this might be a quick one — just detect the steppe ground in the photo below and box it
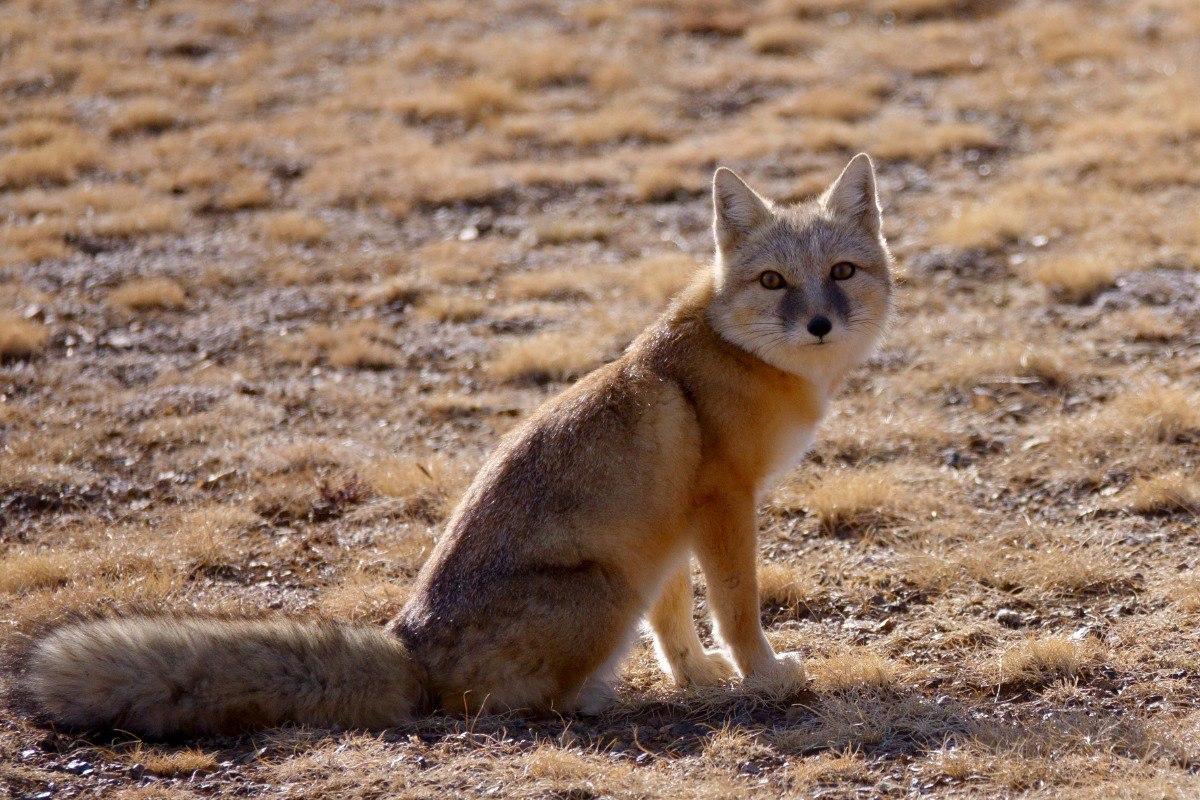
[1,0,1199,797]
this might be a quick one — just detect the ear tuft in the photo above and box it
[712,167,773,255]
[820,153,881,235]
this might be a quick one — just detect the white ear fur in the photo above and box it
[820,153,881,235]
[712,167,773,255]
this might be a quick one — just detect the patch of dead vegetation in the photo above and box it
[993,635,1104,688]
[1,0,1197,796]
[0,313,50,360]
[107,277,187,311]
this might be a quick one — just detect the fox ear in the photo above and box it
[821,153,881,236]
[712,167,773,255]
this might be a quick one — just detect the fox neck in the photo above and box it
[639,276,841,496]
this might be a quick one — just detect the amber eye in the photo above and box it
[758,270,786,290]
[830,262,856,281]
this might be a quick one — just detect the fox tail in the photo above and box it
[14,616,425,738]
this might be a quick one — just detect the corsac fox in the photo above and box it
[15,154,893,737]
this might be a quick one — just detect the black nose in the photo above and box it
[806,316,832,338]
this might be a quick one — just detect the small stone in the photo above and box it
[64,758,94,775]
[996,609,1023,628]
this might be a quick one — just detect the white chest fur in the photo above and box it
[757,420,817,501]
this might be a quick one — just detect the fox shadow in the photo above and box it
[39,680,1185,783]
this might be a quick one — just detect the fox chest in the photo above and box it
[756,420,817,500]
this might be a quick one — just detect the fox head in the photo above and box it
[706,154,893,385]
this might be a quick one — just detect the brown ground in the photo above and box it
[2,0,1199,797]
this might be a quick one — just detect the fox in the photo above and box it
[13,154,893,738]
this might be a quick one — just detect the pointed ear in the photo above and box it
[820,153,881,236]
[712,167,773,255]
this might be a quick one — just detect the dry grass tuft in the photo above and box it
[362,455,466,520]
[131,747,218,777]
[868,117,996,161]
[109,98,188,137]
[744,21,820,55]
[701,726,773,770]
[523,745,604,781]
[875,0,1003,21]
[791,466,914,533]
[398,77,521,124]
[935,202,1025,250]
[487,330,606,384]
[553,102,671,146]
[1093,386,1200,445]
[1111,309,1186,343]
[0,136,103,189]
[260,212,329,245]
[533,219,612,246]
[1027,255,1122,303]
[208,172,274,211]
[0,551,77,594]
[930,342,1072,391]
[994,636,1102,687]
[631,163,705,202]
[809,648,908,693]
[777,83,887,122]
[327,338,399,370]
[355,276,424,309]
[107,277,187,311]
[0,313,50,360]
[784,750,868,791]
[1121,472,1200,516]
[319,579,411,623]
[415,293,487,323]
[759,562,821,612]
[618,253,698,303]
[1164,575,1200,614]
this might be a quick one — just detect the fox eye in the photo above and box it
[830,262,856,281]
[758,270,786,290]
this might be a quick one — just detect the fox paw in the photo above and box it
[744,651,807,697]
[676,649,738,687]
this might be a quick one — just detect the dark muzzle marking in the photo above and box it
[777,287,807,330]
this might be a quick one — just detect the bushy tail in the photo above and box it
[16,617,425,738]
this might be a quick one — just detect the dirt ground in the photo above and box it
[2,0,1199,797]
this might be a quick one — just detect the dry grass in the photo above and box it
[788,465,916,533]
[928,342,1073,391]
[0,135,102,189]
[1121,472,1200,515]
[776,82,889,122]
[631,163,706,202]
[128,747,218,777]
[259,212,329,245]
[758,562,821,612]
[415,293,487,323]
[2,0,1198,797]
[108,98,188,137]
[107,277,187,311]
[0,551,77,594]
[0,313,49,360]
[487,329,607,384]
[1027,255,1122,304]
[362,455,466,520]
[808,647,909,692]
[994,636,1102,687]
[1087,386,1200,445]
[551,102,671,146]
[744,20,821,55]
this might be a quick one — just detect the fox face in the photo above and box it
[706,154,893,383]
